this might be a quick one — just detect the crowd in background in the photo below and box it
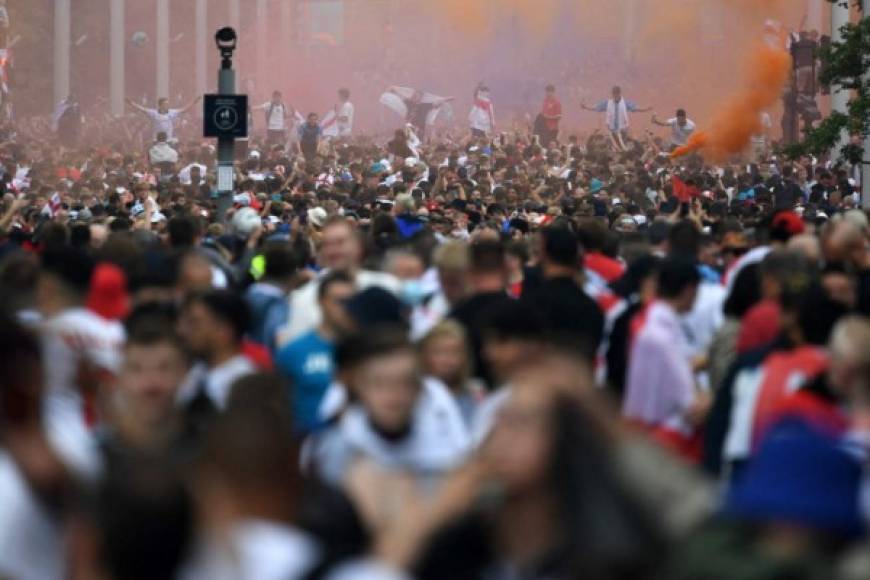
[1,80,870,580]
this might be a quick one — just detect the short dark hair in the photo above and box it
[576,218,607,252]
[676,109,686,117]
[481,300,547,343]
[469,239,505,274]
[545,84,556,92]
[185,290,250,343]
[339,88,350,99]
[541,225,579,269]
[667,220,701,259]
[318,269,353,300]
[657,257,700,299]
[41,246,94,295]
[110,217,132,232]
[262,243,297,281]
[125,306,185,355]
[168,215,201,248]
[335,325,413,373]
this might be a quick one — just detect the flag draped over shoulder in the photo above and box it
[320,109,339,138]
[469,89,495,134]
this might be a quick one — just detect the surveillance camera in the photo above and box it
[215,27,237,60]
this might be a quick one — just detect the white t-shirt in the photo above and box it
[0,452,64,580]
[667,118,696,146]
[260,102,287,131]
[176,354,256,410]
[337,101,354,136]
[181,519,409,580]
[146,108,182,140]
[178,162,208,185]
[752,112,773,146]
[149,142,179,165]
[40,307,124,478]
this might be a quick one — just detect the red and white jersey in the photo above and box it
[469,90,495,134]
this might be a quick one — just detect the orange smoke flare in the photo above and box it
[671,41,792,162]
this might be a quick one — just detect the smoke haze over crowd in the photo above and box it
[13,0,824,136]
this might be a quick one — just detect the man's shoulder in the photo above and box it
[452,292,511,316]
[357,270,401,292]
[278,329,321,357]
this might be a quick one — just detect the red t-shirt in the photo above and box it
[750,346,829,448]
[542,96,562,131]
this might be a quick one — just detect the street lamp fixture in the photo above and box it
[214,26,237,68]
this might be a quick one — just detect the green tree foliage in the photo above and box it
[785,1,867,164]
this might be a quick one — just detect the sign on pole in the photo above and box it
[203,94,248,139]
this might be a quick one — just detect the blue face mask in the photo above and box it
[400,279,427,306]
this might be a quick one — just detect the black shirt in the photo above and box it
[406,101,435,132]
[450,291,514,389]
[521,275,604,361]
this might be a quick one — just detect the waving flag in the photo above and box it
[41,192,62,217]
[672,176,700,203]
[380,86,453,127]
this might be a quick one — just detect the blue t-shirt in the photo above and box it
[275,330,335,433]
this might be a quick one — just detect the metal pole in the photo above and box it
[54,0,71,107]
[156,0,171,100]
[216,55,236,223]
[196,0,208,98]
[109,0,125,117]
[831,0,850,158]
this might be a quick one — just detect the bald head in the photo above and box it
[824,221,866,267]
[787,234,821,264]
[828,316,870,398]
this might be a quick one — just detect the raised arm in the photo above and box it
[126,98,150,114]
[651,114,670,127]
[178,95,203,114]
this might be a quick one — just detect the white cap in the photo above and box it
[307,207,328,228]
[231,207,261,236]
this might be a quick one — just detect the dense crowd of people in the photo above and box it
[1,78,870,580]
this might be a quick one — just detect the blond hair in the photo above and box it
[433,240,469,272]
[418,320,472,384]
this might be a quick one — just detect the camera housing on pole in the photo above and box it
[204,26,247,223]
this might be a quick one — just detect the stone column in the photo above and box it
[109,0,125,116]
[54,0,71,106]
[156,0,171,99]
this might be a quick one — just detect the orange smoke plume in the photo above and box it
[671,41,792,161]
